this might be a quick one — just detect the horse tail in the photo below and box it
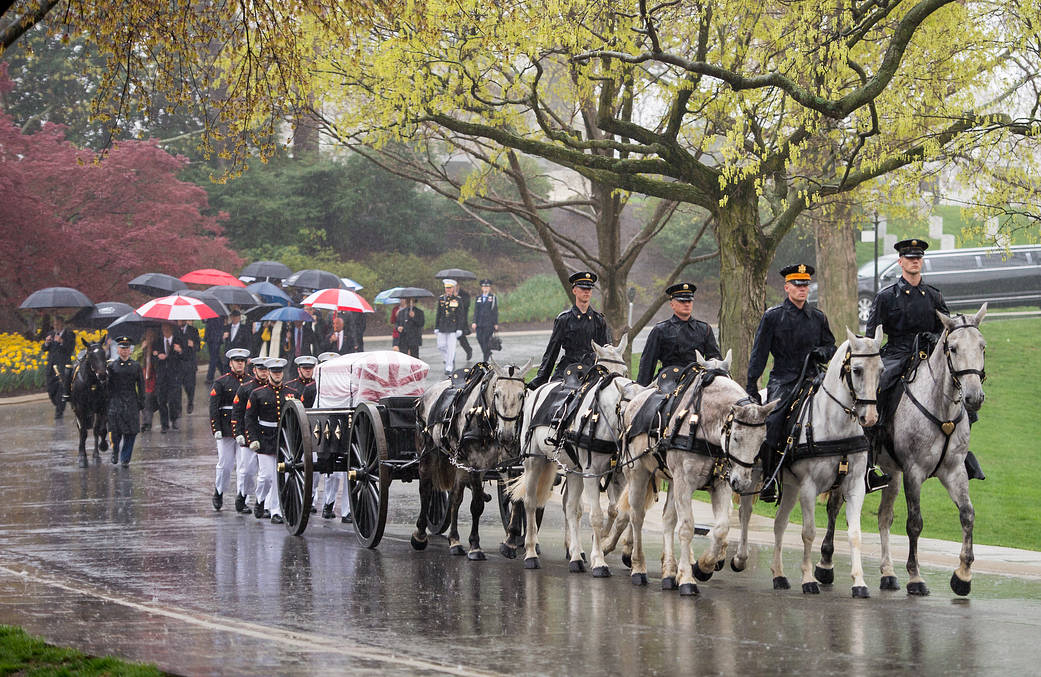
[507,467,555,508]
[432,453,456,492]
[506,472,527,502]
[645,473,658,511]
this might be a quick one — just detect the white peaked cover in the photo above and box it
[314,351,430,408]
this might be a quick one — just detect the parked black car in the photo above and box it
[808,245,1041,323]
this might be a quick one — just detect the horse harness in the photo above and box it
[897,322,985,478]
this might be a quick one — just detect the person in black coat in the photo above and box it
[344,311,366,352]
[325,315,352,355]
[456,284,473,361]
[221,309,252,363]
[152,322,187,432]
[529,271,612,389]
[42,315,75,419]
[204,315,224,385]
[394,300,425,358]
[178,320,201,414]
[471,279,499,363]
[637,282,721,386]
[107,336,145,466]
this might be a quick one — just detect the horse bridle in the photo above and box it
[720,398,768,470]
[487,373,526,423]
[942,324,986,388]
[820,347,880,420]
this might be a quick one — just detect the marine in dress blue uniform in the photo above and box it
[636,282,721,386]
[245,358,292,524]
[210,348,250,511]
[230,356,267,513]
[529,271,612,389]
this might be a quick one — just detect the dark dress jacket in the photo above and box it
[282,324,318,358]
[746,298,836,398]
[107,357,145,434]
[245,383,292,456]
[153,333,187,384]
[866,276,949,360]
[223,322,253,353]
[434,294,466,333]
[231,377,265,440]
[44,328,76,366]
[636,315,721,386]
[285,376,317,408]
[396,307,425,350]
[473,293,498,329]
[530,305,612,388]
[210,370,247,436]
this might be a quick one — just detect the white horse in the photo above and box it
[765,328,884,598]
[615,351,776,595]
[413,359,531,560]
[503,334,637,576]
[874,305,987,596]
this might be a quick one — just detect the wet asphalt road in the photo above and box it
[2,345,1041,675]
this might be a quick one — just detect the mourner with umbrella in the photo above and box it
[391,288,433,358]
[20,286,94,419]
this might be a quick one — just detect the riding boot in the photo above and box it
[964,451,985,480]
[758,443,778,503]
[863,427,892,493]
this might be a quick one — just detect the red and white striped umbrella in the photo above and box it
[301,288,374,313]
[136,295,218,321]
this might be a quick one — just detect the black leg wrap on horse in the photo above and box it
[814,565,835,585]
[950,572,972,596]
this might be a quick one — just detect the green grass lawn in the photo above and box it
[0,625,164,676]
[633,316,1041,551]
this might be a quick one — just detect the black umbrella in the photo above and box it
[106,311,157,342]
[396,287,435,299]
[434,268,477,281]
[128,272,188,297]
[176,290,229,317]
[241,260,293,280]
[284,269,346,290]
[205,285,260,307]
[244,303,283,323]
[82,301,136,328]
[19,286,93,311]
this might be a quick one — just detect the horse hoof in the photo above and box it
[631,572,648,586]
[678,583,700,597]
[449,544,466,556]
[467,550,487,562]
[907,581,930,596]
[569,560,586,574]
[78,455,88,468]
[661,577,677,591]
[410,534,428,551]
[592,566,610,578]
[814,565,835,585]
[692,563,713,582]
[852,586,871,599]
[524,557,540,570]
[714,559,725,572]
[802,582,820,595]
[950,572,972,597]
[622,553,632,569]
[880,575,900,591]
[773,576,790,590]
[730,558,746,573]
[499,543,517,560]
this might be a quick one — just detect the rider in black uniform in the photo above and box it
[866,238,984,480]
[746,264,836,501]
[529,271,612,389]
[637,282,721,386]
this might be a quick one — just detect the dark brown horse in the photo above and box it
[70,338,109,466]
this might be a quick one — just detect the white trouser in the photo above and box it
[215,437,238,494]
[435,330,457,374]
[255,453,282,517]
[236,445,258,499]
[311,473,342,508]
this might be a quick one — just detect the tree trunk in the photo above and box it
[812,203,859,334]
[714,193,772,382]
[292,113,320,158]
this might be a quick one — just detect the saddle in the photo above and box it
[528,364,621,463]
[626,363,703,443]
[528,363,590,429]
[657,368,729,455]
[425,363,491,446]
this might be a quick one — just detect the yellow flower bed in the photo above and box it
[0,329,105,393]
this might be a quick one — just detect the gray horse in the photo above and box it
[767,328,883,598]
[872,305,988,596]
[412,359,531,559]
[504,335,635,576]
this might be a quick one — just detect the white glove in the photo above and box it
[214,431,222,440]
[455,330,462,337]
[236,435,246,446]
[249,441,260,451]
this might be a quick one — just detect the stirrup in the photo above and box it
[964,451,986,481]
[865,467,891,493]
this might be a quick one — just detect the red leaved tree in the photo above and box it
[0,73,241,331]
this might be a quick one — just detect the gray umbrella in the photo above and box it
[205,285,260,307]
[395,287,435,299]
[284,269,346,290]
[434,268,477,280]
[176,290,229,317]
[106,311,156,342]
[82,301,136,328]
[241,260,293,280]
[128,272,187,297]
[19,286,93,311]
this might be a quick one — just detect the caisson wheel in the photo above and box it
[347,403,390,548]
[428,489,451,535]
[277,399,313,536]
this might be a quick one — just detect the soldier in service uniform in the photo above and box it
[106,336,145,466]
[434,279,467,376]
[43,316,75,419]
[866,238,984,480]
[529,271,612,389]
[746,264,836,500]
[244,357,291,524]
[636,282,721,386]
[472,279,499,363]
[285,355,318,408]
[230,356,267,513]
[209,348,250,511]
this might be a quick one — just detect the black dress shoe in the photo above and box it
[141,424,150,433]
[111,451,119,465]
[866,467,891,492]
[322,503,335,519]
[161,426,168,434]
[212,489,223,511]
[171,420,179,430]
[235,493,247,513]
[270,514,284,524]
[310,505,317,514]
[187,403,194,414]
[120,461,130,467]
[341,514,353,524]
[254,501,265,518]
[262,509,271,519]
[965,451,986,480]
